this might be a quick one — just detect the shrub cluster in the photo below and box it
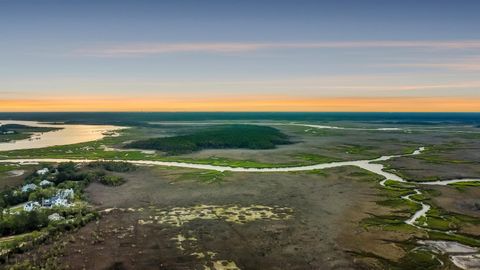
[87,161,136,172]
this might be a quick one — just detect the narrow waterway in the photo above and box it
[1,122,480,268]
[402,189,431,226]
[0,146,478,225]
[1,146,479,268]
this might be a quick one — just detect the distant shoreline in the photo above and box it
[0,112,478,126]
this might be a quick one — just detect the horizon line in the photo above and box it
[0,111,479,113]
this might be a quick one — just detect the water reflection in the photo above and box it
[0,120,124,151]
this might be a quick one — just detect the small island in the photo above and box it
[0,124,60,143]
[125,124,292,154]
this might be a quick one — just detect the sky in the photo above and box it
[1,0,480,112]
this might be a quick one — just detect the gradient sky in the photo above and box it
[1,0,480,112]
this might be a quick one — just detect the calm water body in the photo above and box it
[0,120,124,151]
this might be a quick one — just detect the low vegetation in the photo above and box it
[0,161,135,260]
[360,176,480,268]
[395,249,442,270]
[295,153,339,164]
[177,170,231,184]
[448,181,480,188]
[125,124,292,154]
[87,161,136,172]
[91,172,126,186]
[0,124,59,143]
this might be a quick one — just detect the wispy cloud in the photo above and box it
[76,40,480,56]
[387,57,480,71]
[3,76,480,97]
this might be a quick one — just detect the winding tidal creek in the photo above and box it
[1,121,480,268]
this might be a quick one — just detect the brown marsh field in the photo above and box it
[0,119,479,269]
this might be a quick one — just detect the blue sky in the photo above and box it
[1,0,480,111]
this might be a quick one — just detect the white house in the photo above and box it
[36,168,49,175]
[52,198,69,207]
[21,183,37,193]
[24,201,40,212]
[41,189,74,208]
[39,180,53,187]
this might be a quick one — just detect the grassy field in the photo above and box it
[1,121,479,269]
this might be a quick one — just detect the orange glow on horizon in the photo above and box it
[0,97,479,112]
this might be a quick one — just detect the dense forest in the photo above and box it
[125,124,292,154]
